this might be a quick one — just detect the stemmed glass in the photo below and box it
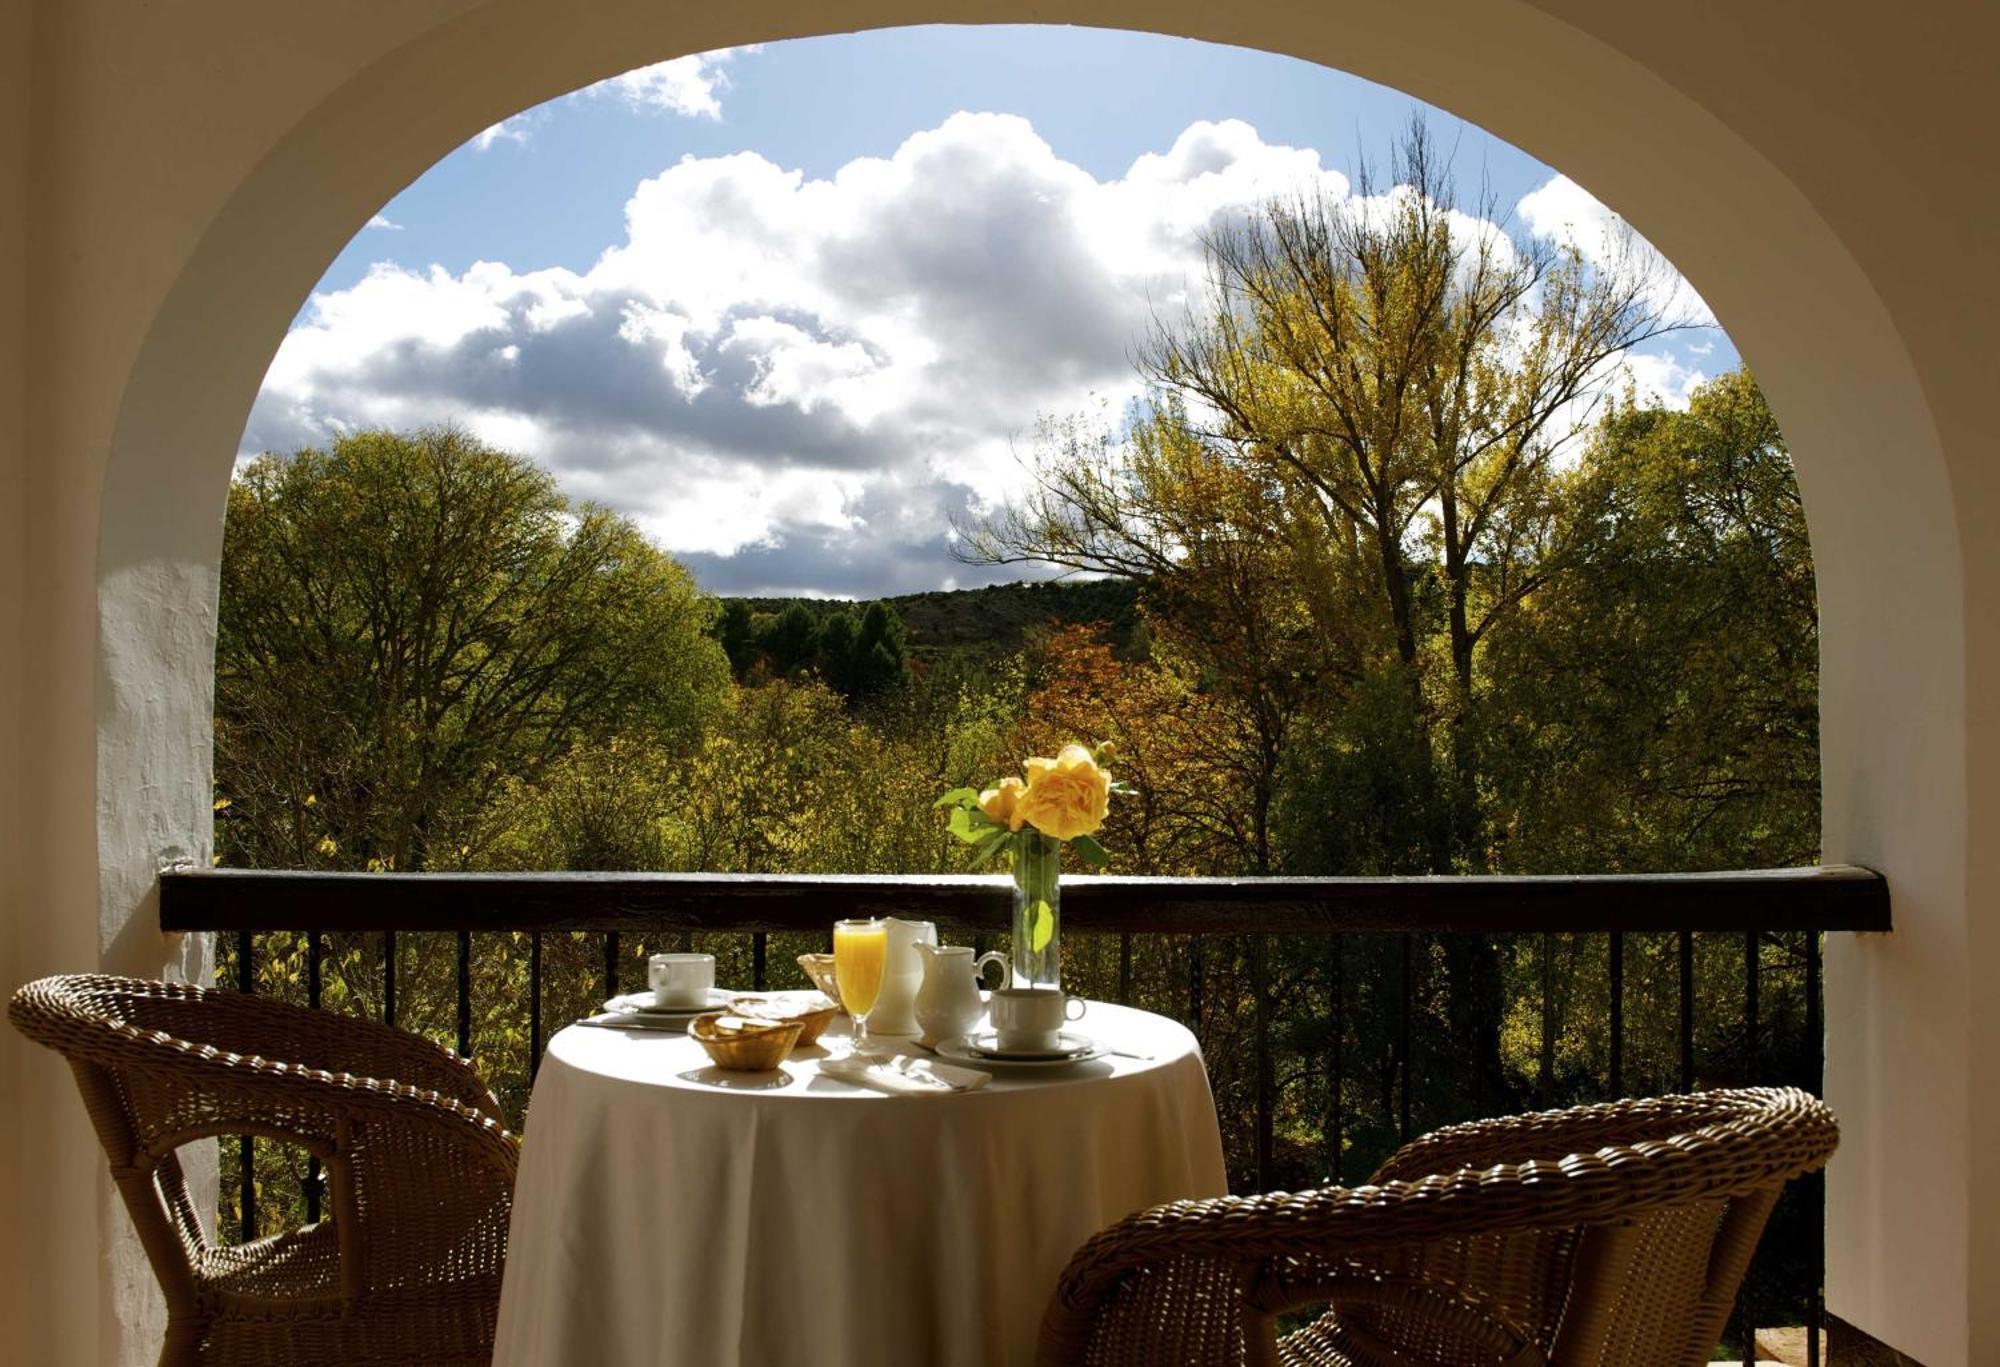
[832,919,888,1053]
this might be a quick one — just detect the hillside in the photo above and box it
[723,578,1144,661]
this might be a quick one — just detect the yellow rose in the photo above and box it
[977,776,1027,831]
[1017,743,1112,841]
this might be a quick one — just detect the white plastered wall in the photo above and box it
[0,1,1991,1363]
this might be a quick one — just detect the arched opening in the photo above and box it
[23,5,1970,1364]
[213,40,1831,1297]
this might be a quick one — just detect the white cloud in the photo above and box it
[1517,173,1716,326]
[464,48,761,151]
[248,117,1721,596]
[365,214,404,231]
[604,48,759,120]
[470,114,535,151]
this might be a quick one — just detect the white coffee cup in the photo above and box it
[988,987,1086,1053]
[648,952,715,1009]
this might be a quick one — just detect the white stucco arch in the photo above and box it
[6,2,1990,1364]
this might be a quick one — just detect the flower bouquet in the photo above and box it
[937,744,1122,989]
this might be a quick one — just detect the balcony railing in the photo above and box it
[159,863,1888,1364]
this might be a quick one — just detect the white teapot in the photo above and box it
[912,942,1009,1047]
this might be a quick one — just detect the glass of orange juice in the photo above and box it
[832,919,889,1051]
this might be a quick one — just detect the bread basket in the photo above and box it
[689,1012,803,1071]
[798,952,843,1002]
[728,991,841,1046]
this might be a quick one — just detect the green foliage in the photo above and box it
[713,597,910,698]
[1480,370,1818,872]
[214,427,730,873]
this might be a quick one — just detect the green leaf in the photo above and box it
[1069,834,1111,866]
[934,787,979,809]
[1031,899,1055,953]
[968,833,1012,868]
[947,806,1000,844]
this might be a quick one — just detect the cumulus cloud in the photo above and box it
[464,48,759,152]
[365,214,404,231]
[248,115,1350,593]
[1517,173,1716,326]
[470,114,536,151]
[249,119,1717,597]
[604,48,759,119]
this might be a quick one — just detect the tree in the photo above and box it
[964,121,1696,1111]
[214,427,730,871]
[1140,120,1692,864]
[851,600,910,696]
[1481,369,1818,872]
[759,602,821,676]
[1017,625,1246,876]
[715,599,757,673]
[963,406,1336,874]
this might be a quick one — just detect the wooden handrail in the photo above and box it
[159,864,1889,936]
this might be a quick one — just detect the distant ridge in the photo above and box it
[723,578,1143,659]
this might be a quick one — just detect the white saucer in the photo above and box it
[936,1035,1109,1070]
[966,1031,1097,1060]
[604,988,734,1018]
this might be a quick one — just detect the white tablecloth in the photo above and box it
[493,1002,1227,1367]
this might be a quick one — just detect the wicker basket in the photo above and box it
[689,1012,803,1071]
[797,953,842,1002]
[728,992,841,1046]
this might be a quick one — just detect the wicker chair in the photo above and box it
[9,974,519,1367]
[1039,1087,1838,1367]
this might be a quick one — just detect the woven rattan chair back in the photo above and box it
[1039,1087,1837,1367]
[10,974,519,1367]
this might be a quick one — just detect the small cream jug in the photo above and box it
[912,942,1009,1047]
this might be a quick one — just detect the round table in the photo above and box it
[492,1001,1227,1367]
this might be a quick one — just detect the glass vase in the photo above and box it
[1010,831,1062,988]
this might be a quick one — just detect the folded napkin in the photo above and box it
[820,1052,990,1095]
[574,1011,686,1032]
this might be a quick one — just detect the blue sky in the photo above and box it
[253,26,1730,599]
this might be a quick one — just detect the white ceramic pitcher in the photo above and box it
[865,917,937,1036]
[912,942,1010,1047]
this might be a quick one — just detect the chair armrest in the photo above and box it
[1368,1090,1798,1184]
[179,987,509,1124]
[131,1036,519,1181]
[287,1008,509,1124]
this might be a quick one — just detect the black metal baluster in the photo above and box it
[603,931,621,1003]
[455,929,472,1059]
[1251,933,1272,1191]
[528,931,543,1081]
[1609,931,1625,1098]
[752,931,767,991]
[1399,934,1414,1143]
[381,929,396,1027]
[1327,935,1344,1183]
[1744,929,1760,1075]
[305,930,322,1224]
[236,929,255,1243]
[1807,931,1823,1367]
[1678,929,1695,1092]
[1117,932,1133,1006]
[1539,932,1555,1109]
[1733,929,1763,1359]
[1187,937,1205,1036]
